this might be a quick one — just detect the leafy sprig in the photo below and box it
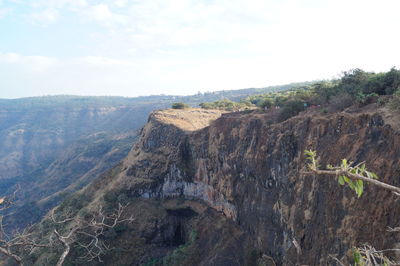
[305,150,378,197]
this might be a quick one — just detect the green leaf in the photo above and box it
[356,180,364,197]
[354,185,360,196]
[366,171,372,179]
[343,176,350,183]
[342,159,348,168]
[304,150,315,158]
[370,172,379,179]
[338,176,345,185]
[357,180,363,189]
[348,180,355,190]
[353,249,361,264]
[350,168,357,174]
[355,185,362,197]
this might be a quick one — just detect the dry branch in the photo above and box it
[51,203,134,266]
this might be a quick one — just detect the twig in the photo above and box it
[306,168,400,195]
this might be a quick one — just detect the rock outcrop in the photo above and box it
[105,107,400,265]
[30,107,400,265]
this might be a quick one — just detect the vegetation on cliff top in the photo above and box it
[171,102,190,109]
[199,99,253,111]
[199,67,400,120]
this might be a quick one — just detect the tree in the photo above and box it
[277,100,306,122]
[338,68,371,98]
[383,67,400,95]
[312,82,337,103]
[50,203,134,266]
[0,190,134,266]
[260,98,273,110]
[0,186,49,265]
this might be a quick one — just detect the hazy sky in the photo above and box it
[1,0,399,98]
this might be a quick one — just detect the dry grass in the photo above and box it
[153,108,224,131]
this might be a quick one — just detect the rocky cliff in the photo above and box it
[29,106,400,265]
[0,87,304,232]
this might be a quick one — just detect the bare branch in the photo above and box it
[89,204,134,228]
[387,226,400,232]
[0,186,49,265]
[328,255,346,266]
[292,238,302,255]
[356,245,399,265]
[52,203,134,265]
[0,185,19,211]
[54,229,73,266]
[0,223,49,265]
[1,186,133,266]
[0,246,22,265]
[50,209,75,224]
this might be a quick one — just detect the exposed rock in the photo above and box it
[106,108,400,265]
[27,107,400,265]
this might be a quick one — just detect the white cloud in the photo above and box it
[84,3,128,25]
[0,7,11,18]
[28,8,59,24]
[78,56,137,66]
[0,53,57,72]
[30,0,87,9]
[114,0,128,8]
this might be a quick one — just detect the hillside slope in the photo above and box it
[0,97,156,229]
[25,105,400,265]
[0,83,303,229]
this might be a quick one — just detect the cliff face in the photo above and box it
[106,107,400,265]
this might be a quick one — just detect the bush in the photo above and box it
[338,68,371,98]
[383,67,400,95]
[260,98,273,109]
[328,93,353,112]
[171,102,189,109]
[356,93,379,106]
[377,96,390,106]
[312,82,337,104]
[389,90,400,112]
[278,100,306,121]
[199,99,251,111]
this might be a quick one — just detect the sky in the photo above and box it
[0,0,400,98]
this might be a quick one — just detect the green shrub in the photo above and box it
[260,98,273,109]
[199,99,251,111]
[278,100,306,121]
[383,67,400,95]
[328,93,353,112]
[356,93,379,106]
[338,68,371,98]
[171,102,189,109]
[377,96,389,106]
[389,90,400,112]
